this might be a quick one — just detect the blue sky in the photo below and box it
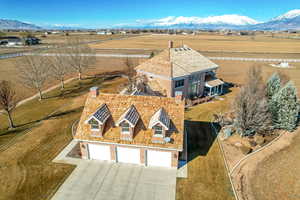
[1,0,299,28]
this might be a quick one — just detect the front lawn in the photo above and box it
[0,76,127,200]
[176,91,237,200]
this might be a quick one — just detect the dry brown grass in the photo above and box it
[0,76,127,200]
[250,130,300,200]
[40,33,123,45]
[90,34,300,53]
[176,89,238,200]
[215,60,300,94]
[0,57,144,101]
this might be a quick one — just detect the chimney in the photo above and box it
[168,40,173,49]
[175,91,183,103]
[90,86,99,98]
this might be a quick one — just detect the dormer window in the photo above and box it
[121,122,130,133]
[85,104,111,137]
[116,105,140,141]
[89,118,100,130]
[149,108,171,143]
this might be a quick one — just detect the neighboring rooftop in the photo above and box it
[136,44,218,78]
[75,93,185,150]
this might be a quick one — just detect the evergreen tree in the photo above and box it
[266,73,281,99]
[273,81,300,131]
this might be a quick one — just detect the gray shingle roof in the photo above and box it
[117,105,140,127]
[170,47,219,77]
[149,108,170,130]
[86,104,110,124]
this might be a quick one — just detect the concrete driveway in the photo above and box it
[51,161,177,200]
[52,141,177,200]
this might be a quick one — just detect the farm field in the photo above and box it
[201,51,300,59]
[0,76,127,200]
[215,60,300,93]
[90,34,300,53]
[39,33,129,46]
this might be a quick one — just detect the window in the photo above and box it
[175,79,184,88]
[153,125,163,136]
[121,122,130,133]
[89,118,99,130]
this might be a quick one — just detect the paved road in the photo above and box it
[0,35,138,60]
[52,141,177,200]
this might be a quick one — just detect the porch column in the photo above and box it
[209,87,212,96]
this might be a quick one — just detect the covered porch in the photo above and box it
[205,79,224,96]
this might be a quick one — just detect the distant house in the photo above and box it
[0,36,23,46]
[135,41,224,99]
[97,31,113,35]
[74,87,186,168]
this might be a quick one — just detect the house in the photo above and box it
[97,31,113,35]
[74,87,186,168]
[135,41,224,99]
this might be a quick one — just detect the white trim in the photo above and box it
[76,139,182,151]
[149,121,169,130]
[116,118,135,128]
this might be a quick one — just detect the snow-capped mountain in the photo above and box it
[145,15,258,26]
[249,9,300,30]
[0,19,41,30]
[131,15,259,29]
[120,9,300,30]
[271,9,300,21]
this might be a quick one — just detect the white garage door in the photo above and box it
[88,144,111,161]
[147,150,172,167]
[116,147,141,164]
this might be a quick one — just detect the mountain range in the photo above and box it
[1,9,300,30]
[122,9,300,30]
[0,19,41,30]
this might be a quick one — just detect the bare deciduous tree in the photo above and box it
[18,55,50,100]
[65,38,96,80]
[124,57,137,93]
[277,70,290,86]
[48,49,72,90]
[233,66,273,136]
[0,80,18,128]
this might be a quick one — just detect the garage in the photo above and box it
[88,144,111,161]
[147,150,172,167]
[116,147,141,164]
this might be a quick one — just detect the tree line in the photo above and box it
[0,38,95,129]
[233,66,300,136]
